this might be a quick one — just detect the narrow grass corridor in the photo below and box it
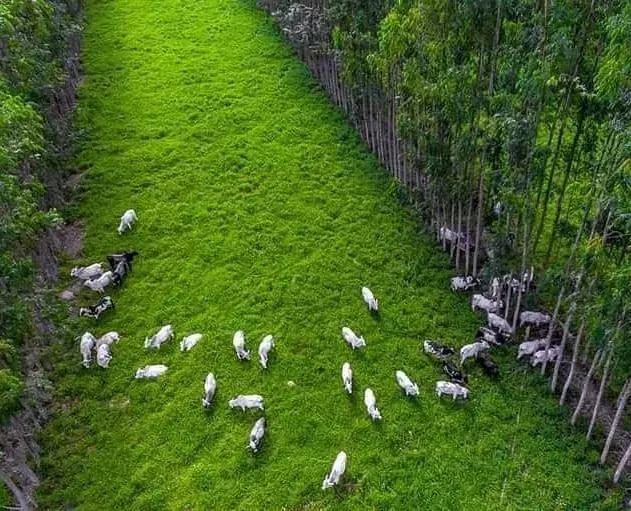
[39,0,606,508]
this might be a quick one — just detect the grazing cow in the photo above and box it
[342,327,366,350]
[517,339,547,359]
[476,351,499,377]
[439,226,460,243]
[135,364,168,379]
[83,271,114,293]
[202,373,216,408]
[117,209,138,235]
[450,276,479,292]
[442,361,468,385]
[361,287,379,312]
[96,343,112,368]
[180,333,203,352]
[519,311,552,328]
[342,362,353,394]
[111,259,129,287]
[364,388,382,420]
[471,294,502,313]
[322,451,347,490]
[395,370,419,396]
[435,381,469,400]
[228,395,264,411]
[531,347,559,367]
[249,417,266,453]
[460,340,490,364]
[71,263,103,281]
[233,330,250,360]
[144,324,174,349]
[107,251,139,271]
[423,340,455,359]
[79,332,97,368]
[490,277,501,300]
[258,335,275,368]
[96,331,120,349]
[487,312,513,335]
[476,326,508,346]
[79,296,114,319]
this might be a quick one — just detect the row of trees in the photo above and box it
[260,0,631,483]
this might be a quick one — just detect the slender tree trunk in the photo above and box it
[541,287,564,375]
[472,168,485,277]
[600,378,631,465]
[551,302,576,392]
[456,200,463,270]
[560,319,585,405]
[571,348,603,425]
[587,347,614,440]
[614,440,631,483]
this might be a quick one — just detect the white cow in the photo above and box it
[531,347,559,367]
[180,333,203,352]
[117,209,138,235]
[233,330,250,360]
[202,373,216,408]
[488,312,513,335]
[364,388,382,421]
[450,276,478,292]
[361,287,378,312]
[79,332,97,368]
[342,362,353,394]
[471,294,502,313]
[396,370,419,396]
[145,325,174,349]
[258,335,275,369]
[322,451,347,490]
[249,417,266,453]
[342,327,366,350]
[517,339,547,359]
[229,395,264,411]
[96,331,120,349]
[519,311,552,327]
[439,226,459,243]
[96,343,112,368]
[135,364,168,379]
[83,271,114,293]
[460,340,490,364]
[70,263,103,280]
[435,381,469,400]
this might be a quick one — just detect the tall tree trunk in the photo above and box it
[472,168,485,277]
[613,439,631,483]
[587,347,614,440]
[551,302,576,392]
[541,287,564,375]
[560,319,585,405]
[600,378,631,465]
[571,348,603,425]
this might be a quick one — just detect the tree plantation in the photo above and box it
[0,0,629,509]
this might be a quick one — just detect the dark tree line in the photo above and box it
[259,0,631,483]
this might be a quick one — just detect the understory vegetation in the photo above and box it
[35,0,622,509]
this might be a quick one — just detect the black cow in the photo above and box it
[107,251,139,272]
[442,361,468,385]
[79,296,114,319]
[476,351,499,378]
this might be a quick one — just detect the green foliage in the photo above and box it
[37,0,615,507]
[0,0,78,429]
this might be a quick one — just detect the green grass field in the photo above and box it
[37,0,613,509]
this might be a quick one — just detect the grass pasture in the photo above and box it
[38,0,610,509]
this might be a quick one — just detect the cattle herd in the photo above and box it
[68,210,561,491]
